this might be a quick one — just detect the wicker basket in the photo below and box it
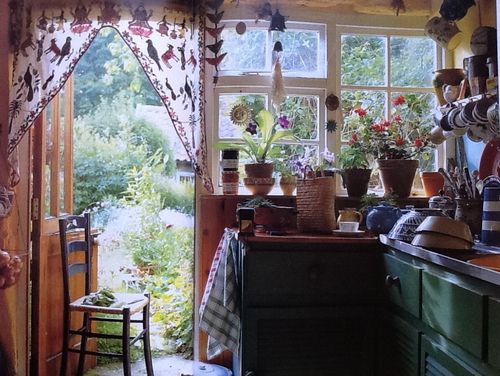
[296,175,336,233]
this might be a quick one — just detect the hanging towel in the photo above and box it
[199,228,241,359]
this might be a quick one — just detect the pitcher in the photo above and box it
[337,208,363,224]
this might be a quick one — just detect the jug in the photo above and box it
[366,202,402,234]
[337,208,363,224]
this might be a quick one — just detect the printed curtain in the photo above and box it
[6,0,213,201]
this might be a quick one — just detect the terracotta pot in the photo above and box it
[340,168,372,197]
[243,177,275,195]
[279,176,297,195]
[221,171,239,195]
[378,159,419,199]
[420,171,445,197]
[244,162,274,178]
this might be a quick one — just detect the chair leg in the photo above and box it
[77,313,90,376]
[142,297,154,376]
[122,308,132,376]
[60,311,70,376]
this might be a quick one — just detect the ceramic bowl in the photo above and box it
[411,232,472,251]
[387,208,446,243]
[415,216,473,243]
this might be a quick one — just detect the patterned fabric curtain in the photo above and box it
[6,0,213,198]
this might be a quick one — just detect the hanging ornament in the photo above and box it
[235,21,246,35]
[439,0,476,21]
[230,104,252,126]
[271,41,285,113]
[269,9,286,32]
[206,39,224,54]
[255,2,272,23]
[206,11,225,25]
[390,0,406,16]
[207,0,225,11]
[206,25,225,38]
[325,120,337,133]
[325,94,340,111]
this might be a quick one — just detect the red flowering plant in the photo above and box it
[344,94,435,162]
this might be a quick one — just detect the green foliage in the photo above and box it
[96,319,142,365]
[153,175,194,215]
[120,156,194,353]
[74,28,161,118]
[338,146,369,169]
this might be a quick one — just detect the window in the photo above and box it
[212,21,328,192]
[338,27,443,183]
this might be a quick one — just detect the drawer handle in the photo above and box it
[385,275,400,287]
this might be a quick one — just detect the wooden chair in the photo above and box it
[59,213,154,376]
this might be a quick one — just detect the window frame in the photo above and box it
[335,25,446,194]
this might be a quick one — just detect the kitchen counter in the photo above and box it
[380,234,500,286]
[238,230,378,245]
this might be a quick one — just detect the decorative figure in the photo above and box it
[55,10,67,31]
[36,35,45,62]
[164,77,177,100]
[146,39,162,70]
[70,4,92,34]
[440,0,476,21]
[161,44,179,68]
[36,10,49,31]
[269,9,286,31]
[156,15,171,36]
[99,1,121,26]
[187,49,197,73]
[206,39,223,55]
[391,0,406,16]
[23,64,33,102]
[19,32,36,57]
[178,41,187,70]
[183,75,195,112]
[235,21,246,35]
[326,120,337,133]
[45,38,61,61]
[205,52,227,68]
[206,25,225,38]
[325,94,340,111]
[207,0,225,10]
[178,18,188,39]
[42,70,55,91]
[57,36,72,65]
[128,3,153,37]
[206,12,224,25]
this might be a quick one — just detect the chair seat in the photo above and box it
[70,293,149,315]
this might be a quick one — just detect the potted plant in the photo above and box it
[337,141,371,198]
[274,155,300,195]
[218,105,297,195]
[344,95,435,198]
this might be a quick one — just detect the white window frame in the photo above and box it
[210,21,328,194]
[335,25,446,194]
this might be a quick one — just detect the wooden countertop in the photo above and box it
[238,230,378,244]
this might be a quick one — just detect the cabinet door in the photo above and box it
[422,271,486,359]
[377,311,420,376]
[488,297,500,369]
[420,336,482,376]
[241,306,376,376]
[382,253,422,318]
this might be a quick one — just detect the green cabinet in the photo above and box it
[382,253,422,318]
[488,297,500,368]
[420,336,482,376]
[422,270,486,359]
[240,245,379,376]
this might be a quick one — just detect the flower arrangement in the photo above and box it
[219,105,297,164]
[344,94,434,161]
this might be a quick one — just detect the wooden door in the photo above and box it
[30,77,83,376]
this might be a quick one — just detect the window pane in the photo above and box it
[391,37,436,88]
[220,28,267,71]
[272,30,319,73]
[281,95,319,140]
[218,94,266,138]
[341,35,386,86]
[340,90,386,142]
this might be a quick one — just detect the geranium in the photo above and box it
[344,94,435,161]
[219,107,297,163]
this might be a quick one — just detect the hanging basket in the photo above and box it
[296,168,336,233]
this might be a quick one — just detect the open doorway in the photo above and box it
[71,28,195,371]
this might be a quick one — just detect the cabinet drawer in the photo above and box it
[244,250,378,306]
[422,271,486,359]
[382,253,422,318]
[488,297,500,368]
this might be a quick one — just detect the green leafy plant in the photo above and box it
[218,109,297,163]
[337,145,370,169]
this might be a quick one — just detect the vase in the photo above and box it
[279,176,297,195]
[420,171,445,197]
[432,68,466,106]
[378,159,419,199]
[244,162,275,195]
[340,168,372,197]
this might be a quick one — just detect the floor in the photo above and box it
[84,355,194,376]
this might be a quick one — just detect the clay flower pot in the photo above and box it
[279,175,297,195]
[244,162,274,179]
[378,159,419,198]
[340,168,372,197]
[420,171,445,197]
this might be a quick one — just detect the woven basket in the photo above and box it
[296,175,336,233]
